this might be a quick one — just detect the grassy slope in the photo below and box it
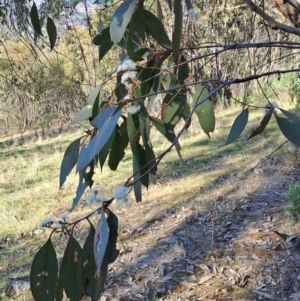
[0,102,296,300]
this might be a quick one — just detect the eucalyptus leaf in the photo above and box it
[46,17,57,50]
[30,2,43,36]
[110,0,137,44]
[59,138,81,188]
[94,208,109,275]
[30,239,58,301]
[76,107,122,172]
[225,108,249,145]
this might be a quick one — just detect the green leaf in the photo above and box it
[172,0,182,63]
[34,17,45,44]
[81,227,107,301]
[161,89,187,126]
[115,74,128,101]
[81,227,96,297]
[120,117,129,149]
[104,210,119,264]
[72,105,93,124]
[92,91,101,119]
[99,129,116,171]
[71,168,92,210]
[247,108,273,140]
[139,60,156,95]
[94,208,109,275]
[110,0,137,44]
[193,84,215,138]
[64,236,85,301]
[70,0,84,9]
[150,116,176,143]
[279,108,300,122]
[127,4,146,61]
[46,17,57,50]
[178,55,189,84]
[132,153,142,202]
[225,108,249,145]
[30,2,43,36]
[144,10,171,49]
[276,116,300,146]
[182,102,191,130]
[93,28,114,61]
[127,112,140,145]
[87,86,101,105]
[59,138,81,189]
[108,125,125,170]
[30,239,58,301]
[77,107,122,172]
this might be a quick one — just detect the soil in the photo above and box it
[98,158,300,301]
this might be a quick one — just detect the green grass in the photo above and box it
[0,101,297,300]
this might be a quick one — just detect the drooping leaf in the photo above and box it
[247,108,273,140]
[144,143,157,175]
[182,102,191,130]
[104,210,119,264]
[225,108,249,146]
[30,239,58,301]
[172,0,182,63]
[132,152,142,202]
[178,55,189,84]
[46,17,57,50]
[87,86,101,105]
[94,208,109,275]
[150,116,176,143]
[108,125,125,170]
[115,74,128,101]
[139,60,156,95]
[81,227,96,297]
[138,104,151,147]
[157,0,164,20]
[161,88,187,126]
[72,105,93,124]
[60,138,81,189]
[120,117,129,149]
[76,107,122,172]
[93,27,114,61]
[127,112,140,145]
[279,108,300,122]
[63,236,85,301]
[99,129,116,171]
[92,91,101,119]
[193,84,215,138]
[34,17,45,44]
[70,0,84,9]
[71,167,92,210]
[127,4,146,61]
[276,116,300,146]
[110,0,137,44]
[30,2,43,36]
[81,227,107,301]
[144,10,171,49]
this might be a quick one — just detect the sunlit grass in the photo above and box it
[0,100,297,299]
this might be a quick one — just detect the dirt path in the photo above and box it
[98,163,300,300]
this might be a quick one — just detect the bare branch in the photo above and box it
[244,0,300,36]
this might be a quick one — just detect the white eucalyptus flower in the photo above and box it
[127,105,141,114]
[39,217,57,229]
[121,71,138,85]
[116,59,137,73]
[113,186,129,204]
[86,188,105,205]
[59,212,68,220]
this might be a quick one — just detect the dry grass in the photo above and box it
[0,101,298,300]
